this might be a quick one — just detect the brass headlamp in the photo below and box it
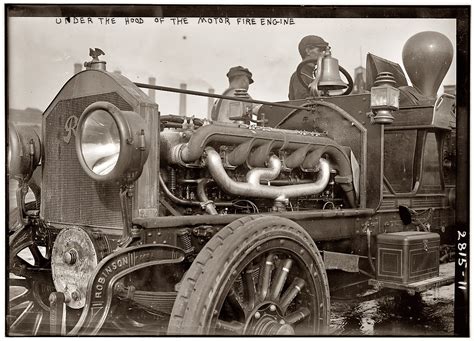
[8,122,42,182]
[75,101,149,184]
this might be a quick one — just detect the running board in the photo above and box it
[368,262,454,295]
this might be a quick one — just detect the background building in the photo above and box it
[352,66,367,94]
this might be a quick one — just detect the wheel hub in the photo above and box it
[247,302,294,335]
[253,315,294,335]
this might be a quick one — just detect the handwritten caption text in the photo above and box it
[55,17,296,26]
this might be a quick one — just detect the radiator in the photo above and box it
[43,92,132,228]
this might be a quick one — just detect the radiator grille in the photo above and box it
[43,93,132,227]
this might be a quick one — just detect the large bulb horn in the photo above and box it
[402,31,453,99]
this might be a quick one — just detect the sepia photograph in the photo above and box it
[5,4,469,337]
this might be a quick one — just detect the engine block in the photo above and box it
[159,119,358,214]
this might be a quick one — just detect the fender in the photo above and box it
[69,244,185,335]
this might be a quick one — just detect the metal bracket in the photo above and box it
[49,292,68,335]
[117,184,135,248]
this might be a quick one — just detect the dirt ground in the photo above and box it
[330,283,454,336]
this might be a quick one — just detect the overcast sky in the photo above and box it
[8,16,456,119]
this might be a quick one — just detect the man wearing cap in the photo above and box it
[211,66,256,123]
[288,35,329,100]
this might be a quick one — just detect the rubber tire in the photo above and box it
[167,215,330,335]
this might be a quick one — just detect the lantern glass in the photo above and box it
[370,85,400,110]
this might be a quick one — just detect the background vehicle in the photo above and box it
[7,31,456,335]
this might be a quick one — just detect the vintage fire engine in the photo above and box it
[8,31,456,335]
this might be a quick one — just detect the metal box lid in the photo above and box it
[377,231,440,245]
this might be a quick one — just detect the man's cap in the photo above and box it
[298,35,328,58]
[226,66,254,84]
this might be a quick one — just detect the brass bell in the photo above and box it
[318,50,347,90]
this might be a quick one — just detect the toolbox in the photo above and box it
[376,231,440,284]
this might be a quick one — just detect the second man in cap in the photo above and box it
[211,66,257,122]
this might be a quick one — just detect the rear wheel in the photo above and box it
[168,216,330,335]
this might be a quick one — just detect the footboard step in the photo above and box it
[368,262,454,295]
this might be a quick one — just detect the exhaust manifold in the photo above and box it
[204,147,330,203]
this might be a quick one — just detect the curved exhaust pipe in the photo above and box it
[246,155,281,185]
[205,147,330,203]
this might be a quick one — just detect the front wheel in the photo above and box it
[168,216,330,335]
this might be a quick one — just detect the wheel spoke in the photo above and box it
[10,276,28,287]
[226,287,245,314]
[258,254,274,301]
[268,259,293,301]
[9,301,34,330]
[9,289,31,309]
[284,307,311,325]
[216,319,245,334]
[280,277,306,313]
[31,310,44,336]
[29,245,47,267]
[242,267,257,309]
[13,255,32,269]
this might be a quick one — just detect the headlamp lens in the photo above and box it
[81,110,120,175]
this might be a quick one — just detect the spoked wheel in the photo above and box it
[168,216,330,335]
[8,225,55,336]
